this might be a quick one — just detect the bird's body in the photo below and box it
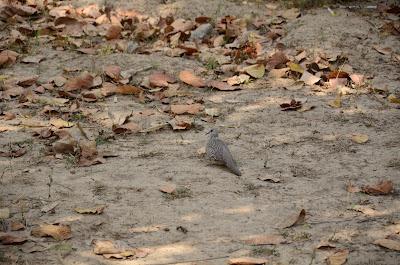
[206,129,241,176]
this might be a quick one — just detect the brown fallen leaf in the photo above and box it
[352,205,379,216]
[373,45,392,55]
[10,221,25,231]
[228,257,269,265]
[207,80,240,91]
[268,68,289,78]
[374,238,400,251]
[159,184,177,194]
[106,25,122,40]
[0,50,18,67]
[300,71,320,86]
[149,72,176,88]
[92,239,151,259]
[243,234,286,245]
[266,51,289,70]
[74,205,105,214]
[52,136,78,155]
[283,209,306,228]
[115,85,143,96]
[280,99,302,111]
[169,115,193,130]
[227,74,250,86]
[346,182,360,193]
[50,118,74,129]
[361,180,394,195]
[351,134,369,144]
[179,70,206,87]
[64,72,94,91]
[326,249,349,265]
[350,74,365,86]
[171,104,203,115]
[22,55,45,64]
[104,65,121,81]
[112,122,141,134]
[17,75,38,87]
[0,234,27,245]
[31,224,72,241]
[315,240,336,250]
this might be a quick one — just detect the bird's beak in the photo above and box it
[206,130,211,135]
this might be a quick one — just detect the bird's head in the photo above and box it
[206,128,219,137]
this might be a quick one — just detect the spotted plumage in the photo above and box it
[206,129,241,176]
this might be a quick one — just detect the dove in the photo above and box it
[206,129,241,176]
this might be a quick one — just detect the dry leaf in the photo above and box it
[159,184,177,194]
[280,99,302,111]
[352,205,379,216]
[327,249,349,265]
[351,134,369,144]
[115,85,142,95]
[10,221,25,231]
[268,68,289,78]
[74,205,105,214]
[0,148,26,158]
[31,224,72,240]
[315,241,336,250]
[169,116,193,130]
[104,65,121,80]
[243,234,286,245]
[179,70,206,87]
[350,74,365,86]
[300,71,320,86]
[106,25,122,40]
[242,64,265,78]
[112,122,141,134]
[266,51,289,70]
[0,234,27,245]
[208,80,239,91]
[346,182,360,193]
[22,55,45,64]
[64,72,94,91]
[374,238,400,251]
[288,62,304,73]
[17,75,38,87]
[373,45,392,55]
[361,180,394,195]
[228,257,269,265]
[283,209,306,228]
[41,202,59,213]
[171,104,203,115]
[227,74,250,86]
[149,72,176,87]
[52,136,78,155]
[50,118,74,129]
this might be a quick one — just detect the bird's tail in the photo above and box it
[223,149,242,176]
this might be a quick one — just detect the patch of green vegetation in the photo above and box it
[204,57,219,70]
[70,113,85,122]
[98,45,114,55]
[63,153,79,169]
[164,187,192,200]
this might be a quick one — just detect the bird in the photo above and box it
[206,128,242,176]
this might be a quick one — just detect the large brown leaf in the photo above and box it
[179,70,206,87]
[31,224,72,240]
[361,180,394,195]
[64,73,94,91]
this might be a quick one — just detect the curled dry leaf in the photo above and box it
[326,249,349,265]
[104,65,121,80]
[17,75,38,87]
[361,180,394,195]
[300,71,320,86]
[282,209,306,228]
[374,238,400,251]
[228,257,269,265]
[92,239,151,259]
[242,64,265,78]
[112,122,141,134]
[169,115,193,130]
[75,205,105,214]
[106,25,122,40]
[149,72,176,88]
[227,74,250,86]
[315,241,336,250]
[159,184,177,194]
[171,104,203,115]
[280,99,302,111]
[351,134,369,144]
[373,45,392,55]
[64,72,94,92]
[179,70,206,87]
[115,85,143,96]
[0,234,27,245]
[208,80,240,91]
[243,234,286,245]
[31,224,72,241]
[50,118,74,129]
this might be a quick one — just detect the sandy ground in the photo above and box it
[1,1,399,265]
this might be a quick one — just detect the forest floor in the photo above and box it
[0,1,399,264]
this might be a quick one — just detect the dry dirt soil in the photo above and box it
[1,1,400,265]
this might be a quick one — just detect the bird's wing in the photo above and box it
[221,142,241,176]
